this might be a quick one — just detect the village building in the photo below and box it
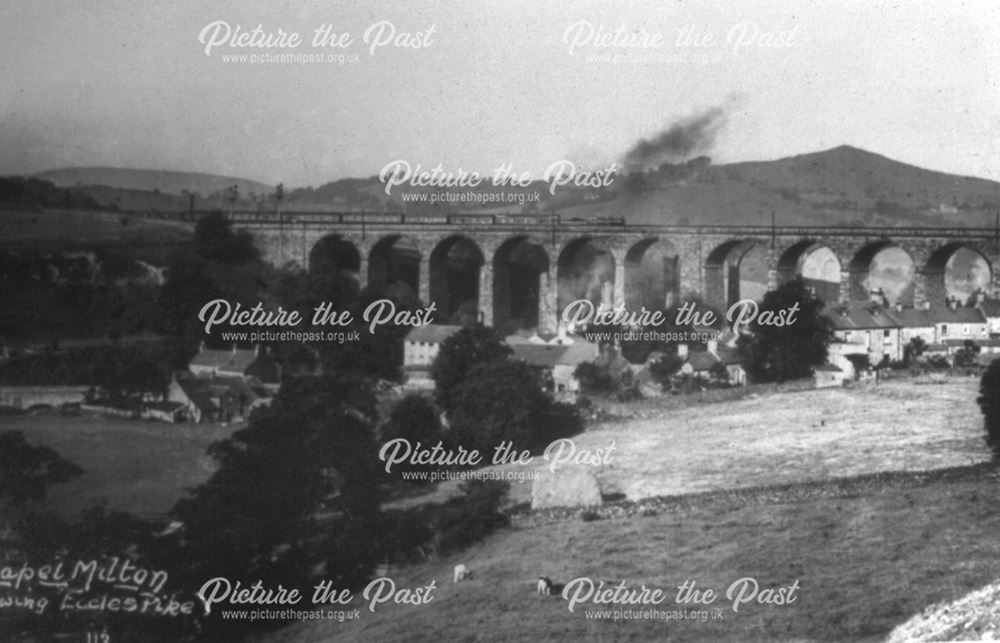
[678,336,747,385]
[893,306,935,347]
[189,343,281,383]
[509,340,600,396]
[168,372,272,424]
[929,301,988,343]
[402,324,463,389]
[823,303,904,365]
[978,298,1000,336]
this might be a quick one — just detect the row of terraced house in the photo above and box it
[821,292,1000,381]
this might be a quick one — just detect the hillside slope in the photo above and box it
[34,167,272,198]
[28,146,1000,228]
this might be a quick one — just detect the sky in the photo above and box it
[0,0,998,188]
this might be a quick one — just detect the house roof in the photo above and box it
[511,342,598,368]
[687,351,720,371]
[512,344,567,368]
[824,304,901,330]
[190,347,258,374]
[175,375,262,414]
[406,324,463,344]
[893,307,933,329]
[815,363,843,372]
[559,340,600,364]
[928,305,987,325]
[824,303,986,330]
[147,401,186,413]
[979,299,1000,318]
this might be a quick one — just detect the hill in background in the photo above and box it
[34,167,272,199]
[20,146,1000,228]
[571,145,1000,228]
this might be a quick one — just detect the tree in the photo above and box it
[0,431,83,507]
[954,340,981,368]
[382,394,442,446]
[977,358,1000,457]
[904,336,927,365]
[193,211,258,264]
[320,282,420,382]
[648,353,685,388]
[574,362,616,394]
[166,373,384,636]
[447,358,566,454]
[434,480,510,554]
[738,278,833,383]
[431,326,511,412]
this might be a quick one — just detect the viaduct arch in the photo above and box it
[237,212,1000,332]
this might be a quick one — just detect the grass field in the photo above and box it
[0,208,192,245]
[390,378,990,509]
[263,465,1000,642]
[260,378,998,642]
[0,412,237,521]
[4,378,996,641]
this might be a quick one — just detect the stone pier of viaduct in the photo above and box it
[229,212,1000,332]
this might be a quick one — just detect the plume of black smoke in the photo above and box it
[622,106,726,173]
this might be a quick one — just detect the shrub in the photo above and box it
[435,480,510,554]
[926,355,950,370]
[738,278,833,382]
[431,326,511,412]
[448,359,573,454]
[977,359,1000,457]
[381,394,442,446]
[574,362,616,394]
[0,431,83,507]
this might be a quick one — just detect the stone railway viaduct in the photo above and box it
[230,211,1000,332]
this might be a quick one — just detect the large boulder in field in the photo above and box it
[531,465,603,510]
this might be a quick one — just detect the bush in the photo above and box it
[448,359,582,455]
[431,326,511,412]
[435,480,510,554]
[977,359,1000,457]
[738,278,833,382]
[0,431,83,507]
[574,362,616,394]
[381,394,442,446]
[926,355,950,370]
[165,373,384,638]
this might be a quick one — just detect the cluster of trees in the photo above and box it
[0,341,179,396]
[0,176,101,209]
[429,326,582,453]
[737,279,833,383]
[0,248,162,342]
